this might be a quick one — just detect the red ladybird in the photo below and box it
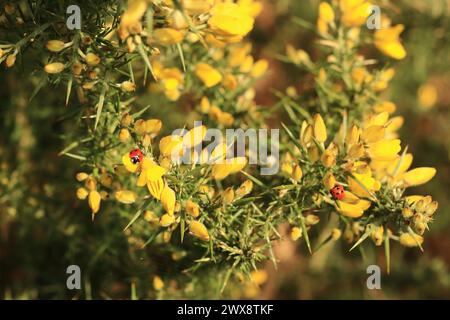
[129,148,144,164]
[330,184,345,200]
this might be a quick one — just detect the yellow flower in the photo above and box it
[115,190,137,204]
[185,200,200,218]
[290,227,302,241]
[208,2,254,39]
[88,190,101,214]
[336,199,371,218]
[152,28,184,45]
[400,167,436,187]
[212,157,247,180]
[195,63,222,88]
[340,0,372,27]
[160,185,176,215]
[160,213,175,227]
[189,221,210,241]
[399,233,423,247]
[374,25,406,60]
[153,276,164,291]
[44,62,65,74]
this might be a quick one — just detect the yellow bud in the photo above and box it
[44,62,65,74]
[331,228,342,240]
[323,172,336,190]
[76,172,89,182]
[371,226,384,246]
[361,125,386,143]
[115,190,137,204]
[313,114,327,142]
[159,213,175,227]
[235,180,253,198]
[402,207,413,219]
[185,200,200,218]
[425,201,438,216]
[399,233,423,247]
[88,190,101,214]
[222,187,235,204]
[290,227,302,241]
[46,40,66,52]
[200,97,211,113]
[153,28,184,45]
[5,54,17,68]
[291,164,303,182]
[143,210,158,224]
[189,221,210,241]
[119,128,131,142]
[120,81,136,92]
[85,177,97,191]
[305,214,320,226]
[153,276,164,291]
[121,113,133,126]
[321,150,336,168]
[145,119,162,134]
[85,52,100,66]
[76,187,89,200]
[346,124,360,146]
[134,119,147,135]
[195,63,222,88]
[250,59,268,78]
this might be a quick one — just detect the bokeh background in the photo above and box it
[1,0,449,299]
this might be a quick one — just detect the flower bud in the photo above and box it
[189,221,210,241]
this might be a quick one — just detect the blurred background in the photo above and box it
[1,0,449,299]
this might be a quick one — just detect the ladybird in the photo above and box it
[330,184,345,200]
[129,148,144,164]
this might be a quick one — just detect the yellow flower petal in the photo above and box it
[122,153,139,173]
[160,185,176,215]
[401,167,436,187]
[147,178,164,200]
[367,139,401,161]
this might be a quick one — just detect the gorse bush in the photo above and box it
[0,0,439,299]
